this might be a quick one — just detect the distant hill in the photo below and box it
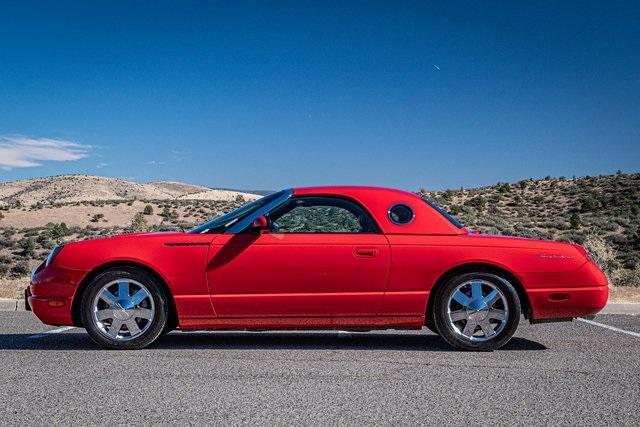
[0,173,637,293]
[0,175,259,205]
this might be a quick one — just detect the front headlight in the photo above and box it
[45,245,64,267]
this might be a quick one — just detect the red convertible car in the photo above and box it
[28,186,608,350]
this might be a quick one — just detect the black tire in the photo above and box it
[432,272,520,351]
[81,267,168,350]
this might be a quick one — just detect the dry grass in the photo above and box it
[609,286,640,303]
[0,277,27,299]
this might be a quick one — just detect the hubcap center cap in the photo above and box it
[467,299,489,321]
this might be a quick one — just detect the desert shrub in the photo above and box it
[36,231,55,249]
[580,196,599,212]
[23,229,39,237]
[621,253,639,269]
[569,213,581,229]
[497,183,511,193]
[160,206,172,219]
[19,238,36,258]
[612,266,640,287]
[11,261,31,277]
[607,234,627,246]
[143,204,154,215]
[0,236,14,248]
[90,213,104,223]
[50,223,71,240]
[582,234,618,277]
[531,195,544,204]
[464,196,486,209]
[131,213,147,232]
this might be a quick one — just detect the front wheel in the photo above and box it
[432,272,521,351]
[81,268,168,350]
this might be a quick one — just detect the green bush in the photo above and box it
[580,196,599,212]
[50,223,71,240]
[11,261,31,277]
[569,213,581,229]
[464,196,486,209]
[131,213,147,232]
[19,238,36,258]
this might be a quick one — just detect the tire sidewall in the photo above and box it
[433,272,521,351]
[81,268,168,350]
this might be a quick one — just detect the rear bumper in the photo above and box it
[527,285,608,321]
[523,261,609,321]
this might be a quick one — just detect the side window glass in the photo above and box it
[269,197,378,233]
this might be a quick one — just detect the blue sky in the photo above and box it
[0,1,638,191]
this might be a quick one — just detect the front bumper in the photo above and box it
[29,263,87,327]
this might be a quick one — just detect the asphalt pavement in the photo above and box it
[0,312,638,425]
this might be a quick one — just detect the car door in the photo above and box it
[206,196,390,318]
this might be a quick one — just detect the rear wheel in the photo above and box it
[81,268,168,350]
[432,272,520,351]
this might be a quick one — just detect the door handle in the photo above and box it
[354,248,378,257]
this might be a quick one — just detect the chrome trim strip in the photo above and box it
[225,188,293,234]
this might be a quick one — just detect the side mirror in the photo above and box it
[250,215,269,232]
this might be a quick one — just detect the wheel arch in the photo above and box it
[426,263,532,322]
[71,260,178,329]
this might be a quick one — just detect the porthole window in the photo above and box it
[388,204,414,225]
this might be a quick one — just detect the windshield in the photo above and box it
[189,190,285,234]
[422,198,464,229]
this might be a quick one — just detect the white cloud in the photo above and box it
[146,160,166,165]
[0,136,91,170]
[96,162,109,169]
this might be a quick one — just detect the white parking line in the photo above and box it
[577,318,640,338]
[28,326,75,339]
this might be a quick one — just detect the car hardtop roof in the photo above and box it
[292,185,422,199]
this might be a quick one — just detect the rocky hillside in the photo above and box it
[421,172,639,285]
[0,175,258,205]
[0,173,637,292]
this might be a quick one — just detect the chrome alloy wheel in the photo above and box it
[446,280,508,341]
[91,279,155,341]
